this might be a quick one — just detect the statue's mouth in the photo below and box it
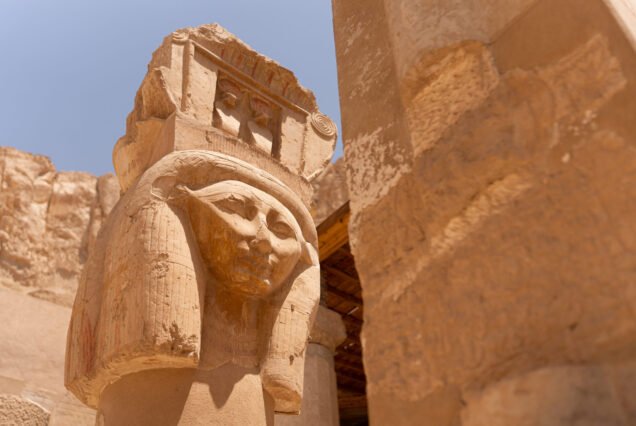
[235,255,274,286]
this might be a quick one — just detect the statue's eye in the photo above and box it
[213,196,251,218]
[269,218,295,239]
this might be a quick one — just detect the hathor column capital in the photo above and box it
[64,23,336,424]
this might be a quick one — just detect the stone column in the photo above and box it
[277,306,346,426]
[332,0,636,425]
[65,24,337,425]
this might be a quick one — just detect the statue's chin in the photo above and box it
[219,270,278,298]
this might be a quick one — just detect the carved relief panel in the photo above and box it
[112,24,338,195]
[213,74,282,156]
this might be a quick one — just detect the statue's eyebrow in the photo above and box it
[262,200,299,233]
[202,190,248,202]
[226,193,246,201]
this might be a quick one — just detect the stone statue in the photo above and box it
[65,24,336,425]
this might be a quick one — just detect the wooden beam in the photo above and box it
[337,383,366,395]
[323,284,362,306]
[327,303,363,324]
[335,351,363,364]
[335,246,352,258]
[322,264,360,287]
[335,363,367,378]
[336,371,367,386]
[341,314,363,328]
[338,406,368,417]
[337,373,367,389]
[335,357,366,373]
[335,362,367,376]
[338,392,367,402]
[336,359,366,374]
[317,202,350,261]
[338,346,361,357]
[338,341,363,356]
[340,335,362,348]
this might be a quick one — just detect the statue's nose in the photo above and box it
[250,222,273,254]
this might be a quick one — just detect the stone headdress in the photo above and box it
[65,24,336,413]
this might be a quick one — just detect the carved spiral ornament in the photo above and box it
[172,32,189,43]
[310,113,337,138]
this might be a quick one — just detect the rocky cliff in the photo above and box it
[0,147,119,307]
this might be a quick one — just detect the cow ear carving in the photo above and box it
[150,176,177,201]
[300,242,319,266]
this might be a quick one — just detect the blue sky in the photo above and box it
[0,0,341,175]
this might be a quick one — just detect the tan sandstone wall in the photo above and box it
[311,157,348,224]
[332,0,636,424]
[0,147,119,424]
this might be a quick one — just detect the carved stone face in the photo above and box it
[185,180,302,297]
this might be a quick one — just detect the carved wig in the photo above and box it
[65,151,320,413]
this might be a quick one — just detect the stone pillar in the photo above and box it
[65,24,337,425]
[277,306,346,426]
[332,0,636,425]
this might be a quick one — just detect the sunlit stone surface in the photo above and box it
[65,24,336,425]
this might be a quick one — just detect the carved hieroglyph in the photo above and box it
[65,24,336,416]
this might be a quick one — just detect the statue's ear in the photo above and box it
[168,184,193,207]
[261,262,320,414]
[300,242,319,266]
[150,176,177,201]
[151,176,192,207]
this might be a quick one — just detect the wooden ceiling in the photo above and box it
[317,203,368,426]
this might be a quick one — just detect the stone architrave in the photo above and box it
[65,24,336,425]
[333,0,636,425]
[276,306,346,426]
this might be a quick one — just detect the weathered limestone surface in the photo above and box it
[333,0,636,424]
[311,158,348,224]
[66,24,336,425]
[461,363,636,426]
[0,147,119,307]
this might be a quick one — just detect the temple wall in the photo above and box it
[332,0,636,424]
